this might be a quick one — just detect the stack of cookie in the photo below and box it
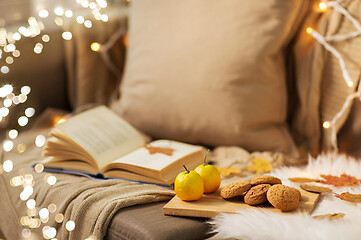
[220,175,301,212]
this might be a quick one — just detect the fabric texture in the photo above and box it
[291,0,361,155]
[111,0,308,158]
[105,202,211,240]
[64,17,127,109]
[0,112,175,240]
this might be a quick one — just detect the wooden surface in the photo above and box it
[163,188,320,218]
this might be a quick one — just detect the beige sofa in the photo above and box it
[1,0,361,239]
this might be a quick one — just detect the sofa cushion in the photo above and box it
[112,0,307,157]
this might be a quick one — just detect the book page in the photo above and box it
[55,106,146,170]
[110,140,203,171]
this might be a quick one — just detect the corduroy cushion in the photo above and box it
[112,0,307,157]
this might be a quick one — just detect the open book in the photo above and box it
[41,106,205,186]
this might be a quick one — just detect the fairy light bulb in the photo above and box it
[323,121,331,129]
[306,27,313,34]
[347,81,354,87]
[91,42,101,52]
[319,2,328,12]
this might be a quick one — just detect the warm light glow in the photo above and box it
[47,175,57,185]
[1,66,9,74]
[66,221,76,231]
[25,107,35,117]
[76,16,85,24]
[3,159,13,172]
[18,116,29,126]
[84,20,92,28]
[10,176,24,186]
[34,163,44,173]
[65,10,73,18]
[48,203,57,213]
[55,213,64,223]
[26,199,36,209]
[21,86,31,95]
[21,228,31,238]
[39,208,49,219]
[13,32,21,41]
[34,44,43,54]
[17,143,26,153]
[3,84,13,94]
[101,14,109,22]
[8,129,18,139]
[55,17,64,26]
[35,135,46,147]
[56,117,66,124]
[347,81,354,87]
[13,50,21,57]
[91,42,101,52]
[45,227,57,238]
[62,32,72,40]
[319,2,328,12]
[0,107,9,117]
[54,7,64,16]
[3,140,13,152]
[6,56,14,64]
[323,121,331,129]
[306,27,313,34]
[42,34,50,42]
[39,10,49,18]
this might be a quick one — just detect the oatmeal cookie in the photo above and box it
[250,175,282,185]
[244,184,271,205]
[267,184,301,212]
[220,181,251,199]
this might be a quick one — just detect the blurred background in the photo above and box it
[0,0,129,140]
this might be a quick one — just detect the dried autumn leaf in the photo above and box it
[144,146,174,156]
[217,167,242,177]
[320,173,361,187]
[313,213,345,220]
[300,184,332,193]
[289,177,321,183]
[247,157,273,175]
[336,192,361,203]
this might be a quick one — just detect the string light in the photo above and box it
[307,0,361,151]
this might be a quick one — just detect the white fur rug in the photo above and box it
[208,153,361,240]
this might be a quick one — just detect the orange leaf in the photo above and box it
[319,173,361,187]
[336,192,361,203]
[144,146,174,156]
[289,177,321,183]
[313,213,345,220]
[300,184,332,193]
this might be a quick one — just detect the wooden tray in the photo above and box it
[163,188,320,218]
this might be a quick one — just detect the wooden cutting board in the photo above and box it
[163,188,320,218]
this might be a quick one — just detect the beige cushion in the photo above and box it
[112,0,307,157]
